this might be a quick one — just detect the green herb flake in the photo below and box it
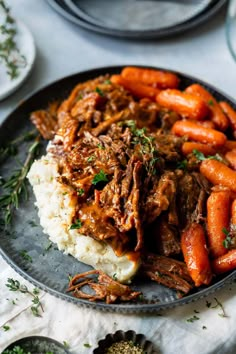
[192,149,222,162]
[112,273,118,281]
[45,241,53,251]
[3,325,10,331]
[202,326,207,330]
[95,87,104,96]
[70,219,82,230]
[92,170,108,185]
[19,250,32,263]
[77,188,85,196]
[186,315,200,323]
[83,343,92,348]
[177,159,187,170]
[28,220,38,227]
[104,79,111,85]
[97,143,105,150]
[208,99,214,106]
[87,155,95,163]
[63,341,70,349]
[222,227,233,249]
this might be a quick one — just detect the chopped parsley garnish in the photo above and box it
[70,219,82,230]
[208,99,214,106]
[83,343,92,348]
[202,326,207,330]
[192,149,222,162]
[177,159,187,170]
[87,155,95,163]
[19,250,32,263]
[92,170,108,185]
[95,87,104,97]
[104,79,111,84]
[3,325,10,331]
[186,315,200,323]
[222,227,233,249]
[97,143,105,150]
[77,188,85,196]
[112,273,118,281]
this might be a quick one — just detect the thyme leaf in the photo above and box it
[70,219,82,230]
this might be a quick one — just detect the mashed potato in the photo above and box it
[27,155,140,283]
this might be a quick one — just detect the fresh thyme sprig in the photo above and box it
[6,278,43,317]
[0,0,27,80]
[0,129,37,163]
[0,135,41,226]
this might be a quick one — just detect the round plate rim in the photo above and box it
[64,0,213,32]
[46,0,227,39]
[1,64,236,313]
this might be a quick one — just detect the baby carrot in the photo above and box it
[186,84,229,131]
[171,120,226,146]
[110,74,160,100]
[219,101,236,132]
[156,89,209,120]
[121,66,179,89]
[181,142,217,156]
[211,249,236,274]
[181,223,212,287]
[200,159,236,192]
[206,191,231,259]
[196,120,216,129]
[231,199,236,225]
[225,150,236,170]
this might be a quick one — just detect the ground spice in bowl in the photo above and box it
[104,340,145,354]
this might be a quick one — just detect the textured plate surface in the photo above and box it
[64,0,212,31]
[1,336,69,354]
[46,0,227,39]
[0,66,236,313]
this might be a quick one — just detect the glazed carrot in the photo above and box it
[110,75,160,100]
[181,223,212,287]
[156,89,209,120]
[211,249,236,274]
[196,120,216,129]
[121,66,179,89]
[219,101,236,132]
[225,150,236,170]
[186,84,229,131]
[206,191,231,259]
[171,120,226,146]
[200,159,236,192]
[181,142,217,156]
[224,140,236,151]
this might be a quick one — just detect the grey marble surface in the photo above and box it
[0,0,235,124]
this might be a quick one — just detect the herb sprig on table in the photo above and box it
[0,135,41,226]
[0,0,27,79]
[5,278,43,317]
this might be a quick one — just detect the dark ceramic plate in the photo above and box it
[1,336,69,354]
[0,65,236,313]
[46,0,227,39]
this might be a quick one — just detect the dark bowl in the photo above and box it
[1,336,69,354]
[93,330,157,354]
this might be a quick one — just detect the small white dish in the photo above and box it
[0,20,36,100]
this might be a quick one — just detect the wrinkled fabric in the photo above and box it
[0,256,236,354]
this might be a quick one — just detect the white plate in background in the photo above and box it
[0,20,36,100]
